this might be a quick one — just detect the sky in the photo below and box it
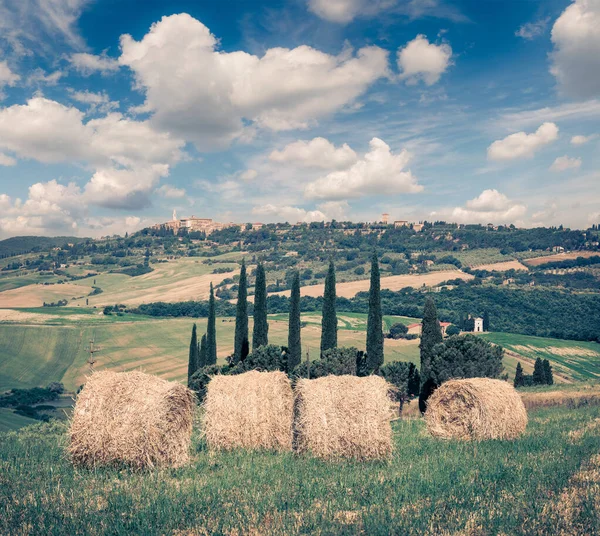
[0,0,598,238]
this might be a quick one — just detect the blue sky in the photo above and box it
[0,0,598,238]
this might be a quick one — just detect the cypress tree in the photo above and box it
[320,260,338,354]
[543,359,554,385]
[287,271,302,374]
[234,259,249,363]
[514,361,525,388]
[533,357,545,385]
[252,263,269,350]
[419,297,443,381]
[483,311,490,332]
[198,334,207,369]
[366,252,384,373]
[187,324,199,387]
[206,282,217,365]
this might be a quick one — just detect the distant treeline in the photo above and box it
[0,236,86,258]
[128,283,600,342]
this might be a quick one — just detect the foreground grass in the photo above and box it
[1,406,599,535]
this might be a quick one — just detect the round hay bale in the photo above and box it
[69,371,195,469]
[203,370,293,451]
[425,378,528,440]
[294,375,396,459]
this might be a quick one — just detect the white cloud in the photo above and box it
[437,189,527,224]
[550,0,600,99]
[495,100,600,130]
[156,184,186,198]
[306,0,395,23]
[571,134,594,145]
[0,0,89,54]
[550,155,582,172]
[239,169,258,181]
[119,14,389,148]
[0,60,20,97]
[252,200,349,223]
[515,18,549,40]
[0,153,16,166]
[487,122,559,161]
[304,137,422,200]
[70,52,120,75]
[397,35,452,86]
[269,137,357,169]
[68,90,119,114]
[26,68,63,86]
[0,97,184,209]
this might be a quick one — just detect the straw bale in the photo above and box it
[425,378,527,440]
[69,370,195,469]
[202,370,293,451]
[294,375,396,459]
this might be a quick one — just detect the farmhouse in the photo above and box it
[474,317,484,332]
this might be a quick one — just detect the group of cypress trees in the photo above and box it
[187,283,217,386]
[188,253,386,384]
[514,358,553,387]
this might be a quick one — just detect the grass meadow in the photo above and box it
[1,405,599,535]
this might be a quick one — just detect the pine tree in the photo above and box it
[187,324,199,387]
[543,359,554,385]
[206,283,217,365]
[320,260,338,354]
[252,262,269,350]
[514,361,525,387]
[419,297,443,381]
[287,271,302,374]
[198,334,207,369]
[533,357,545,385]
[483,311,490,332]
[234,259,249,363]
[366,252,384,373]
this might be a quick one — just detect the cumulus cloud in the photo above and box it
[487,122,559,161]
[156,184,186,198]
[439,189,527,224]
[269,137,357,169]
[70,52,120,75]
[571,134,594,145]
[515,18,549,40]
[26,68,63,86]
[118,14,389,148]
[397,35,452,86]
[304,137,422,200]
[0,97,184,209]
[550,0,600,99]
[252,201,349,223]
[0,60,20,97]
[550,155,582,171]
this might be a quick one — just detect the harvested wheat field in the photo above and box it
[474,260,529,272]
[294,375,396,459]
[69,370,195,469]
[273,270,473,299]
[425,378,528,440]
[0,282,91,308]
[524,250,599,267]
[203,370,293,452]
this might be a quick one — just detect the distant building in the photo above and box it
[251,222,264,230]
[152,213,235,235]
[552,246,565,253]
[474,317,484,333]
[413,223,424,232]
[394,220,409,228]
[382,213,389,225]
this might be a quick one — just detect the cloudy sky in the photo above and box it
[0,0,598,238]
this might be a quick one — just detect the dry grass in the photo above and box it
[425,378,528,440]
[524,250,599,267]
[69,370,195,469]
[0,282,91,308]
[272,270,473,299]
[474,260,529,272]
[521,388,600,410]
[294,375,396,459]
[202,370,294,452]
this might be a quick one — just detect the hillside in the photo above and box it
[0,236,86,258]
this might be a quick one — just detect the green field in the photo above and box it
[1,405,599,534]
[0,312,421,392]
[0,408,39,432]
[481,332,600,382]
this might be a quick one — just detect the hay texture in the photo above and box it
[294,375,396,459]
[69,371,195,469]
[203,370,293,451]
[425,378,528,441]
